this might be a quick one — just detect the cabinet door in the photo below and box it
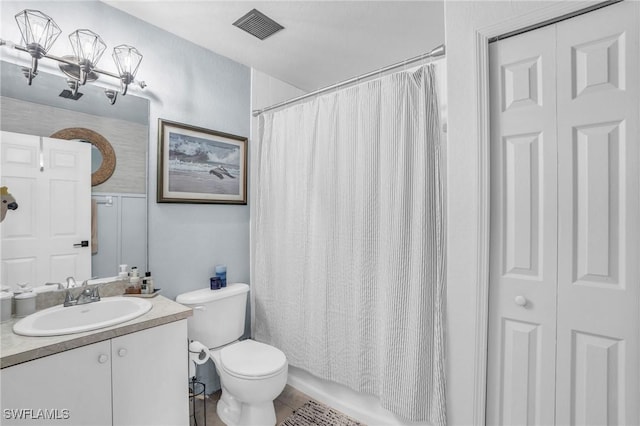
[111,320,188,426]
[0,340,112,426]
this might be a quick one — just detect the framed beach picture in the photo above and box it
[157,119,247,204]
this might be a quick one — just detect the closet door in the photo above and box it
[487,25,558,426]
[489,2,640,425]
[555,2,640,424]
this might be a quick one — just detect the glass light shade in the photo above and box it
[112,44,143,84]
[68,29,106,67]
[14,9,61,57]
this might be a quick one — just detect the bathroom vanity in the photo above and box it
[0,296,192,426]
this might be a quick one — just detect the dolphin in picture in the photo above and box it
[209,168,224,179]
[216,165,235,179]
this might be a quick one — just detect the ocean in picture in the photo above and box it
[168,132,241,195]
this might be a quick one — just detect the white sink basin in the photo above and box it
[13,297,152,337]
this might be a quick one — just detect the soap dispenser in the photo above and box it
[118,264,129,280]
[126,267,141,294]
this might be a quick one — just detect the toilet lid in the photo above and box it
[220,340,287,378]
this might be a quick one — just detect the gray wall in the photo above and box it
[1,1,251,299]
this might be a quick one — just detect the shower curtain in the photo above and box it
[252,64,446,424]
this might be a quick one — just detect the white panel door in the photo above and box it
[45,137,92,282]
[555,2,639,424]
[0,132,40,288]
[1,131,91,289]
[489,2,639,425]
[487,24,558,426]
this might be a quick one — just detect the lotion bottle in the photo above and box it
[144,271,154,294]
[127,267,141,294]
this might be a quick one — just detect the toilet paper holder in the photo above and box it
[189,377,206,426]
[188,340,209,426]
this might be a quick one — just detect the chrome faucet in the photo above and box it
[75,281,93,305]
[45,282,65,290]
[63,277,76,307]
[66,276,77,288]
[63,277,101,307]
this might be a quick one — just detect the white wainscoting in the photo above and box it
[92,192,147,277]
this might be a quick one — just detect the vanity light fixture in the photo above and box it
[0,9,146,105]
[13,9,61,84]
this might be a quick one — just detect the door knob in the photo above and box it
[514,295,527,307]
[118,348,127,357]
[98,354,109,364]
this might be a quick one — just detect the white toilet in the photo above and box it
[176,283,288,426]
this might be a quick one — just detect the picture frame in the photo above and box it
[157,119,247,204]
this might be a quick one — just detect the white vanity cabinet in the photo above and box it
[1,320,188,426]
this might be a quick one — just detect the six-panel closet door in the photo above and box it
[487,23,558,426]
[487,1,639,424]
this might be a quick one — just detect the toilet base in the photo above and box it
[217,388,276,426]
[217,388,240,425]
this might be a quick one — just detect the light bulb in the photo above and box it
[30,21,45,44]
[83,40,94,58]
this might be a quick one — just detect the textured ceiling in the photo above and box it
[103,1,445,91]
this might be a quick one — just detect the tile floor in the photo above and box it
[189,384,315,426]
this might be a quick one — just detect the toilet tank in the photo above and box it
[176,283,249,349]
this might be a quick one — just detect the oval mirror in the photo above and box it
[91,145,103,174]
[50,128,116,186]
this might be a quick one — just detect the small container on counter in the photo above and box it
[14,284,36,317]
[118,264,129,280]
[210,277,222,290]
[126,267,141,294]
[215,265,227,288]
[143,272,154,294]
[0,289,13,321]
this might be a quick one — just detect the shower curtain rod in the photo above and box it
[252,43,445,117]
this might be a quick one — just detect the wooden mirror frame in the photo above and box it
[50,128,116,186]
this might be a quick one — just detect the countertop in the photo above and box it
[0,295,192,369]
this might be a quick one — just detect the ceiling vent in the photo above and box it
[233,9,284,40]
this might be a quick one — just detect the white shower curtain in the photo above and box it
[252,64,446,424]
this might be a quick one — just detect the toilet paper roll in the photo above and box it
[188,341,211,379]
[188,341,211,364]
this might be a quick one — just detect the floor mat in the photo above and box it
[279,400,365,426]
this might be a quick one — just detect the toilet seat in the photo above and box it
[220,340,287,380]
